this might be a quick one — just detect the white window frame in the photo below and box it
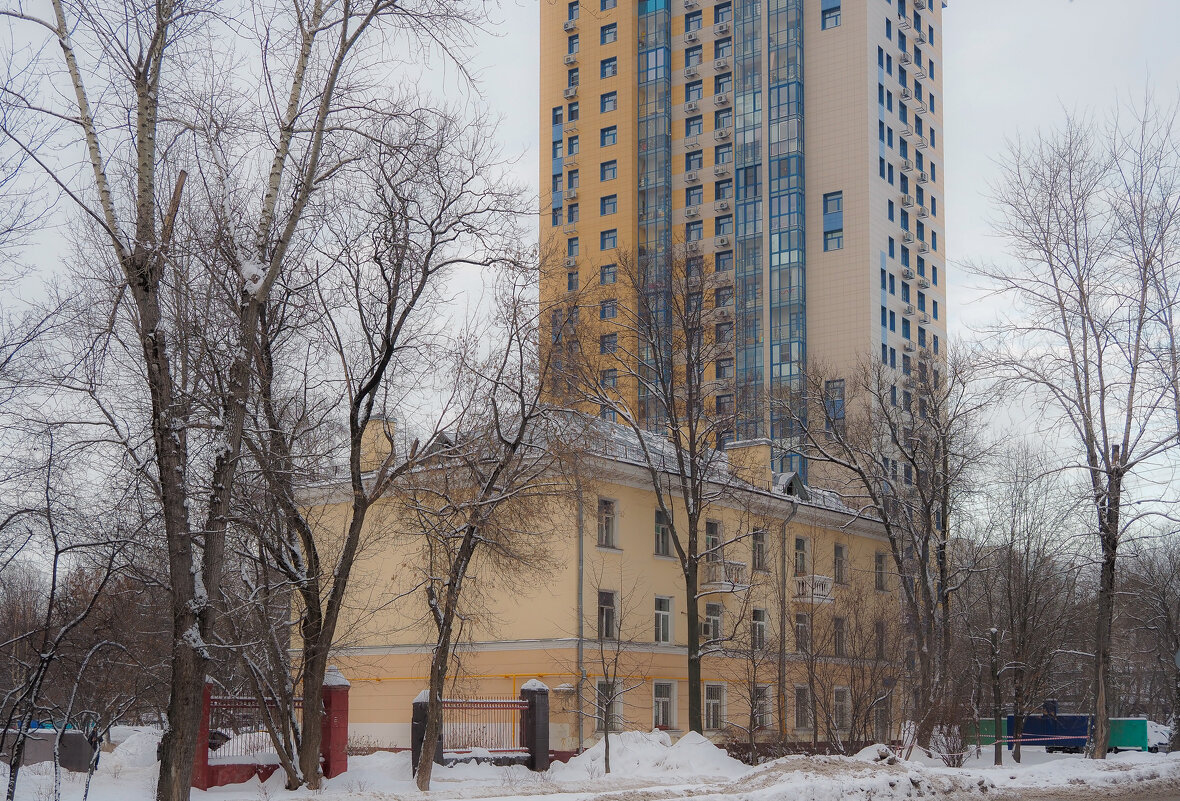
[652,681,676,730]
[833,686,851,731]
[654,596,673,644]
[597,498,617,548]
[704,683,725,730]
[704,602,723,642]
[596,679,623,731]
[794,684,813,730]
[752,608,767,650]
[754,684,772,730]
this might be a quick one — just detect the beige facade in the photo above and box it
[318,445,903,752]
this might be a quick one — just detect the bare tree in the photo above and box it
[976,103,1180,757]
[1123,534,1180,752]
[556,248,761,732]
[770,344,992,749]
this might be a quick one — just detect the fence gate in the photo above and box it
[411,681,549,772]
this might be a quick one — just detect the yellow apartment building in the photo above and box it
[540,0,950,478]
[314,424,903,754]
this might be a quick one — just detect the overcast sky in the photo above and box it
[442,0,1180,332]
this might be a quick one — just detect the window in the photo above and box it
[567,0,578,19]
[600,91,618,112]
[653,682,674,729]
[715,179,733,200]
[686,185,704,206]
[567,67,579,87]
[686,220,703,241]
[752,608,767,650]
[599,333,617,354]
[566,203,579,223]
[715,250,733,271]
[704,602,722,640]
[567,33,579,53]
[597,591,616,639]
[600,22,617,43]
[600,368,617,388]
[597,499,616,547]
[821,4,840,29]
[600,263,616,284]
[654,510,671,556]
[714,107,733,128]
[600,57,617,78]
[705,519,722,562]
[568,168,579,188]
[685,44,703,67]
[714,37,731,58]
[600,125,617,147]
[713,1,731,22]
[714,73,732,94]
[704,684,724,730]
[716,393,734,415]
[875,620,887,659]
[714,143,732,165]
[600,0,615,9]
[833,617,847,657]
[824,378,846,436]
[552,140,563,160]
[794,536,808,575]
[714,215,733,235]
[596,680,622,730]
[754,685,772,730]
[833,688,851,730]
[875,552,888,590]
[601,160,617,180]
[567,237,579,257]
[752,530,767,571]
[654,597,672,643]
[794,686,812,729]
[600,194,617,215]
[686,115,703,137]
[795,612,811,653]
[567,271,579,291]
[685,80,703,102]
[715,322,733,342]
[600,298,617,320]
[568,100,579,121]
[834,543,847,584]
[685,9,702,30]
[552,208,562,226]
[552,106,564,126]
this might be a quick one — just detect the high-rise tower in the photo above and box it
[540,0,948,475]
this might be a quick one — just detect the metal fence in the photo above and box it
[440,697,528,752]
[208,696,303,762]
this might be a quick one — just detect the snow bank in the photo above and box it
[103,728,162,771]
[550,730,748,780]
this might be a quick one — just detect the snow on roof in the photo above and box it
[520,678,549,692]
[323,665,351,687]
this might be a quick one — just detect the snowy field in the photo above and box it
[5,729,1179,801]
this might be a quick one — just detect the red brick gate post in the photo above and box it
[320,666,350,779]
[192,681,212,790]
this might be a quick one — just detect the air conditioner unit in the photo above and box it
[563,257,577,268]
[915,66,928,79]
[685,206,700,218]
[713,129,731,141]
[715,200,730,211]
[918,171,930,183]
[914,0,928,9]
[685,65,699,78]
[915,31,928,44]
[713,164,730,176]
[901,195,914,208]
[563,53,577,65]
[685,30,699,42]
[684,0,698,7]
[919,313,931,325]
[714,20,729,34]
[902,127,915,138]
[902,232,915,243]
[918,243,930,253]
[916,102,928,115]
[563,86,578,99]
[716,235,731,247]
[714,93,731,106]
[901,159,914,172]
[902,268,916,280]
[916,136,928,150]
[687,241,701,253]
[897,13,911,29]
[714,58,729,70]
[917,206,929,218]
[565,188,578,200]
[900,53,913,65]
[563,19,577,31]
[903,342,916,352]
[901,88,913,100]
[905,304,916,316]
[685,100,700,113]
[918,277,930,289]
[685,170,699,183]
[684,135,699,148]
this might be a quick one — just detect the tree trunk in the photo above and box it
[603,729,611,774]
[686,566,702,733]
[1012,667,1024,763]
[1091,471,1121,760]
[990,629,1002,767]
[1169,670,1180,753]
[416,635,452,791]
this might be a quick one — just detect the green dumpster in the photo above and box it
[1109,718,1150,752]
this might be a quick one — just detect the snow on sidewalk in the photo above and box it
[5,729,1179,801]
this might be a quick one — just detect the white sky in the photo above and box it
[443,0,1180,330]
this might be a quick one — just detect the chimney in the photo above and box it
[360,416,395,473]
[725,438,773,489]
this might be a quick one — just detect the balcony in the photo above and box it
[703,560,749,588]
[793,574,834,604]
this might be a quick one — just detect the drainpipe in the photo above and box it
[777,499,798,739]
[575,472,586,754]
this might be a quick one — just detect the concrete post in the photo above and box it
[320,666,350,779]
[519,680,550,771]
[192,681,212,790]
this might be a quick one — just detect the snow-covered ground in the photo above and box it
[5,728,1178,801]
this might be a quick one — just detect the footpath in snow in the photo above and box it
[5,728,1179,801]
